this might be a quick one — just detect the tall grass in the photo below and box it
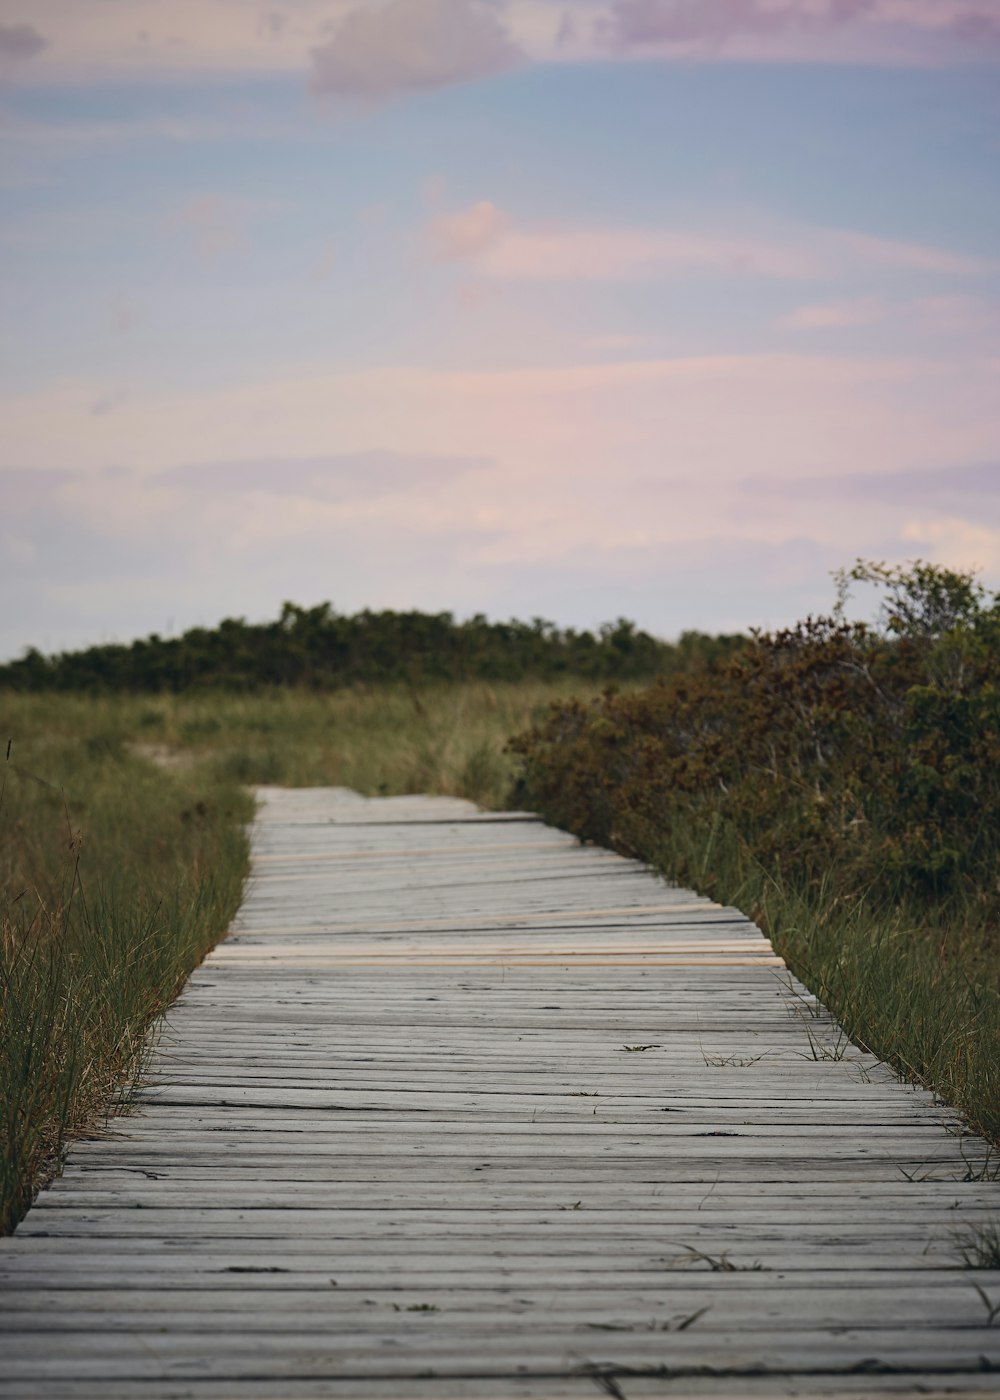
[128,679,602,806]
[1,705,251,1233]
[0,682,589,1231]
[618,810,1000,1142]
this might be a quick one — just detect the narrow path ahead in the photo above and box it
[2,786,999,1398]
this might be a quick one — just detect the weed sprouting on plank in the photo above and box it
[971,1284,1000,1326]
[795,1018,853,1062]
[701,1051,764,1067]
[955,1144,1000,1183]
[674,1245,766,1272]
[953,1222,1000,1269]
[572,1359,629,1400]
[584,1306,711,1333]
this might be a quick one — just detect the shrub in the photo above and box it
[509,560,1000,1138]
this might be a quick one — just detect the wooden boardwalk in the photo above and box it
[2,785,999,1398]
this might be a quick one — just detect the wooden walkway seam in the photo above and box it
[2,784,999,1399]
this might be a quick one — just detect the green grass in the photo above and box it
[0,701,254,1233]
[625,811,1000,1144]
[0,682,592,1231]
[953,1223,1000,1270]
[125,679,601,805]
[4,661,997,1236]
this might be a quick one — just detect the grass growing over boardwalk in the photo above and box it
[511,563,1000,1143]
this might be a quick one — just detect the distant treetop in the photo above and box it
[0,604,746,693]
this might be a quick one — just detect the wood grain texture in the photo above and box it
[2,784,999,1399]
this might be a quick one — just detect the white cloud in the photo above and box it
[902,516,1000,573]
[310,0,523,100]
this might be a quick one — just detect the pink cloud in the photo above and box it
[426,206,993,285]
[0,22,47,66]
[5,350,999,645]
[310,244,338,282]
[603,0,1000,61]
[951,13,1000,44]
[607,0,877,47]
[310,0,523,100]
[834,229,993,276]
[172,194,247,262]
[428,200,509,260]
[155,451,492,500]
[447,217,822,280]
[11,0,1000,85]
[914,294,999,337]
[170,194,285,264]
[782,297,887,329]
[583,332,653,352]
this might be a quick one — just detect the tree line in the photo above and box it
[0,603,746,692]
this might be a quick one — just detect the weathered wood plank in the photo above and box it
[3,785,999,1397]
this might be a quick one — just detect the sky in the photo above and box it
[1,0,999,658]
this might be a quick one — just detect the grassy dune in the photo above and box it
[127,680,601,805]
